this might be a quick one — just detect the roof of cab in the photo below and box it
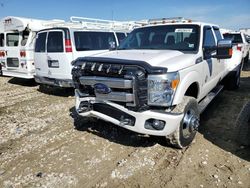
[134,17,219,29]
[139,22,219,29]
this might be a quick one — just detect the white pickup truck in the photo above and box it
[72,18,242,148]
[223,31,250,64]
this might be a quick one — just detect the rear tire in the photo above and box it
[166,96,200,149]
[235,102,250,146]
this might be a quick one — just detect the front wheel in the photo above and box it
[166,96,200,149]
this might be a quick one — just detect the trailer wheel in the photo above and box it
[166,96,200,149]
[235,101,250,146]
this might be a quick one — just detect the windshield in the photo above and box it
[118,24,200,52]
[74,31,116,51]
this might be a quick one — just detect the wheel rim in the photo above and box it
[182,109,199,139]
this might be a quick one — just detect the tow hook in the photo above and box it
[78,101,92,113]
[190,116,199,131]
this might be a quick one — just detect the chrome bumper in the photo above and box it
[75,89,183,136]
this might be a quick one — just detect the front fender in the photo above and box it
[172,71,201,105]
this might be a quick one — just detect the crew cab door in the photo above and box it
[201,26,221,95]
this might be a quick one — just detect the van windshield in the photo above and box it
[7,33,19,47]
[74,31,116,51]
[118,25,200,52]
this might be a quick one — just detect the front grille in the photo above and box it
[72,61,152,112]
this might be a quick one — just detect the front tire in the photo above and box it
[166,96,200,149]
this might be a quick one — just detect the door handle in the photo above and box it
[48,59,59,63]
[48,59,59,68]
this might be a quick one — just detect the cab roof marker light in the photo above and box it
[148,17,193,25]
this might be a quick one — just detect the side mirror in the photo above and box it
[109,41,116,51]
[213,39,233,59]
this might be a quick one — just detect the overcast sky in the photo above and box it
[0,0,249,30]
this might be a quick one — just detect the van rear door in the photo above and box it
[34,31,48,77]
[5,32,20,69]
[46,29,73,80]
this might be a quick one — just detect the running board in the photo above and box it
[198,85,224,113]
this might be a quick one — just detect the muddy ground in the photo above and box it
[0,63,249,188]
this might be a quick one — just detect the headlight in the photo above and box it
[148,72,180,107]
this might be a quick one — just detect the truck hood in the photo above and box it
[92,50,198,72]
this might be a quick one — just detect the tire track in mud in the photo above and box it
[0,89,43,109]
[0,77,189,188]
[0,91,74,146]
[95,142,189,188]
[0,77,40,109]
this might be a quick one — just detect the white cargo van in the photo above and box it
[0,16,65,79]
[34,16,136,87]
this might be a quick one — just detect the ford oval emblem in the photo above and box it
[94,83,111,94]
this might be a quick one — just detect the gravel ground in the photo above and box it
[0,63,249,188]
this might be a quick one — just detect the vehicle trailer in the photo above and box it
[72,17,243,148]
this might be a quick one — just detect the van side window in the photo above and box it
[47,31,63,53]
[116,33,126,44]
[35,32,47,52]
[0,33,4,47]
[7,33,19,46]
[21,30,30,46]
[74,32,116,51]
